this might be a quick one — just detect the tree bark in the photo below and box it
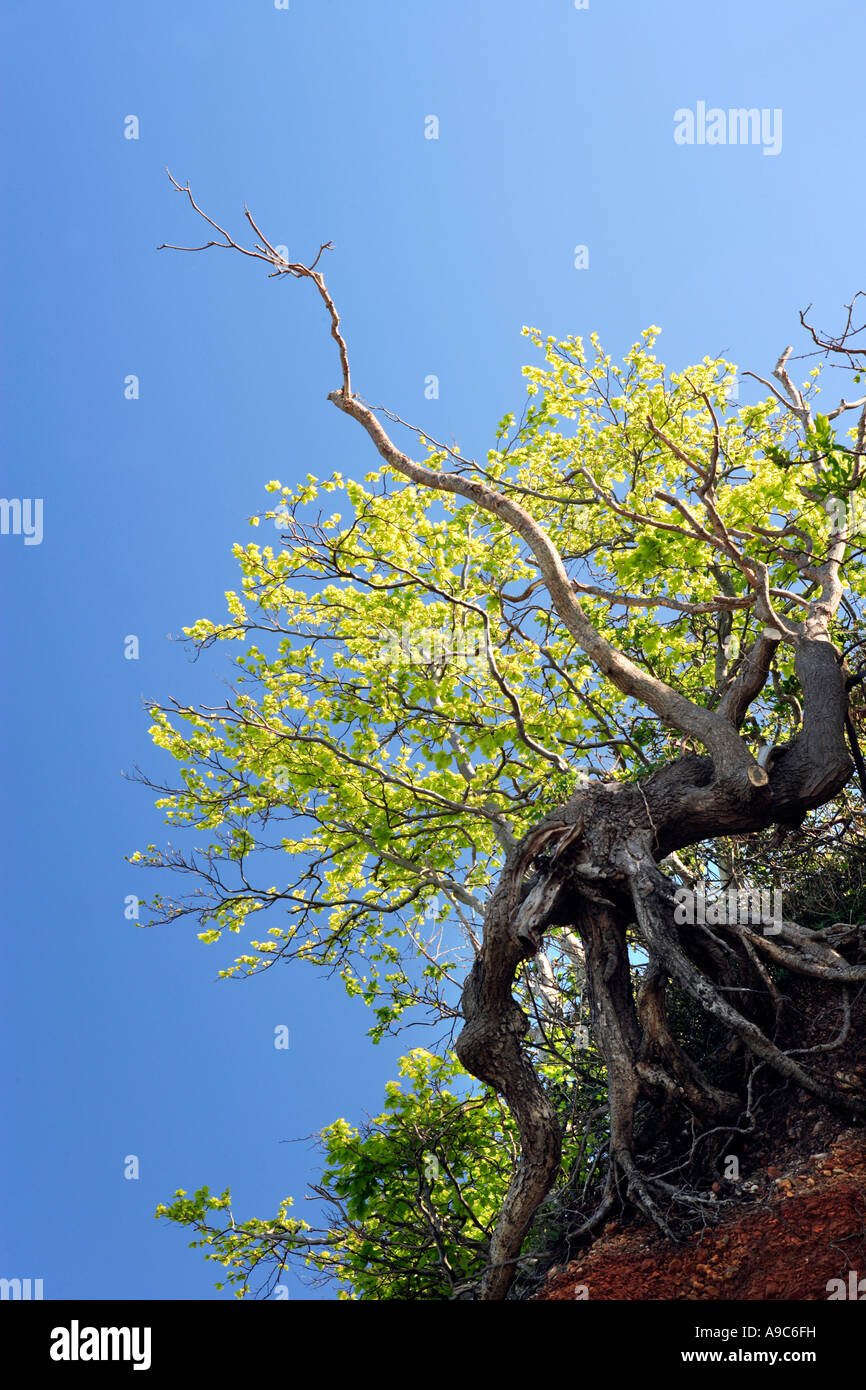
[455,637,865,1298]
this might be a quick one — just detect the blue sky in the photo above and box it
[1,0,864,1300]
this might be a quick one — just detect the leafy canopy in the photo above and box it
[133,327,861,1025]
[142,325,866,1296]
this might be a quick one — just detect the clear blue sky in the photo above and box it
[1,0,864,1300]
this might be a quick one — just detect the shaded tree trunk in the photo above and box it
[456,636,866,1299]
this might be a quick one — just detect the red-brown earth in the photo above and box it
[537,1127,866,1300]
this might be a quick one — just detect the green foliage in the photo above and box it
[132,328,866,1009]
[154,1186,307,1300]
[143,322,866,1296]
[155,1043,611,1299]
[766,411,859,502]
[156,1050,515,1299]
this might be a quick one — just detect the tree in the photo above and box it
[139,175,866,1299]
[156,1049,519,1300]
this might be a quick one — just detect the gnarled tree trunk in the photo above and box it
[456,634,866,1298]
[157,192,866,1301]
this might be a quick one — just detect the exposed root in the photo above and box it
[457,768,866,1298]
[630,860,866,1122]
[613,1149,677,1239]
